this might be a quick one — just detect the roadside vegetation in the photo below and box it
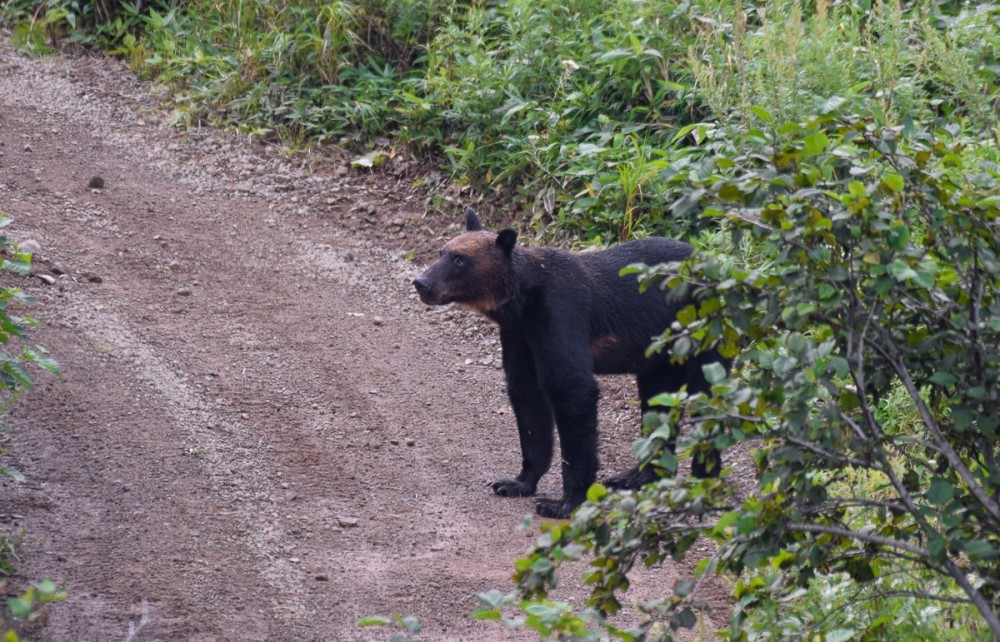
[0,219,64,640]
[2,0,998,639]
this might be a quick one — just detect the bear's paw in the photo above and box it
[490,478,536,497]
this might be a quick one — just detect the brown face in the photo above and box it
[412,232,509,314]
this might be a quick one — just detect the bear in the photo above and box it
[413,209,723,518]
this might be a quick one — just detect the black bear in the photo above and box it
[413,209,722,518]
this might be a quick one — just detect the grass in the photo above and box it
[3,1,995,243]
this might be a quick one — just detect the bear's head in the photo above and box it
[413,208,517,315]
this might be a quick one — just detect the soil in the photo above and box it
[0,38,742,641]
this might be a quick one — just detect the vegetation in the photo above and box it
[2,0,999,639]
[0,217,60,480]
[4,0,996,241]
[0,219,64,639]
[476,112,1000,640]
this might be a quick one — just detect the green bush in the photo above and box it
[0,219,59,475]
[6,1,994,242]
[477,112,1000,639]
[0,217,63,640]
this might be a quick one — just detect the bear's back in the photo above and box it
[578,237,691,299]
[574,238,694,372]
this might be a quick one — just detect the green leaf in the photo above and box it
[881,173,905,193]
[845,557,875,582]
[674,579,694,597]
[825,629,857,642]
[676,305,697,327]
[714,511,741,533]
[1,466,25,482]
[6,597,30,619]
[596,49,633,64]
[702,362,727,385]
[928,536,947,562]
[927,477,956,505]
[670,607,698,629]
[471,608,501,621]
[803,131,829,155]
[819,95,848,114]
[399,616,421,633]
[749,105,774,123]
[890,259,918,283]
[828,356,849,376]
[962,540,996,560]
[929,371,956,387]
[587,483,608,503]
[887,225,910,250]
[356,616,392,627]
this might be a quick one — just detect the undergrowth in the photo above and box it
[2,1,996,242]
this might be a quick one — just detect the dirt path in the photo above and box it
[0,41,730,641]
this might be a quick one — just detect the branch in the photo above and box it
[871,331,1000,524]
[802,497,909,514]
[850,589,973,607]
[785,522,928,557]
[786,436,873,468]
[839,411,873,443]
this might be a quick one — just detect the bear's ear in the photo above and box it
[465,208,483,232]
[496,229,518,256]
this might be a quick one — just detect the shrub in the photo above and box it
[476,112,1000,639]
[0,217,63,640]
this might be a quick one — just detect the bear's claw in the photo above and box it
[604,465,658,490]
[534,497,576,519]
[490,478,535,497]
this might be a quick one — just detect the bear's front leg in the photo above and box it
[534,372,600,519]
[492,331,555,499]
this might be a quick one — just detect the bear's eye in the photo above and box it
[452,255,467,268]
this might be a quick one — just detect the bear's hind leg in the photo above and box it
[606,366,688,489]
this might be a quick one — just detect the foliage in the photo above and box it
[0,532,24,577]
[0,217,60,482]
[476,113,1000,638]
[0,0,176,55]
[2,531,66,641]
[0,218,63,639]
[356,613,421,642]
[1,579,68,640]
[3,1,996,242]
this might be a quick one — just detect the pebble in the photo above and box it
[337,517,358,528]
[18,239,42,255]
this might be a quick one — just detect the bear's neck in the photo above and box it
[484,248,547,328]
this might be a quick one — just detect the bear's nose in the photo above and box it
[413,277,431,295]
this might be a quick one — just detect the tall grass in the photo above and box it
[4,0,993,240]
